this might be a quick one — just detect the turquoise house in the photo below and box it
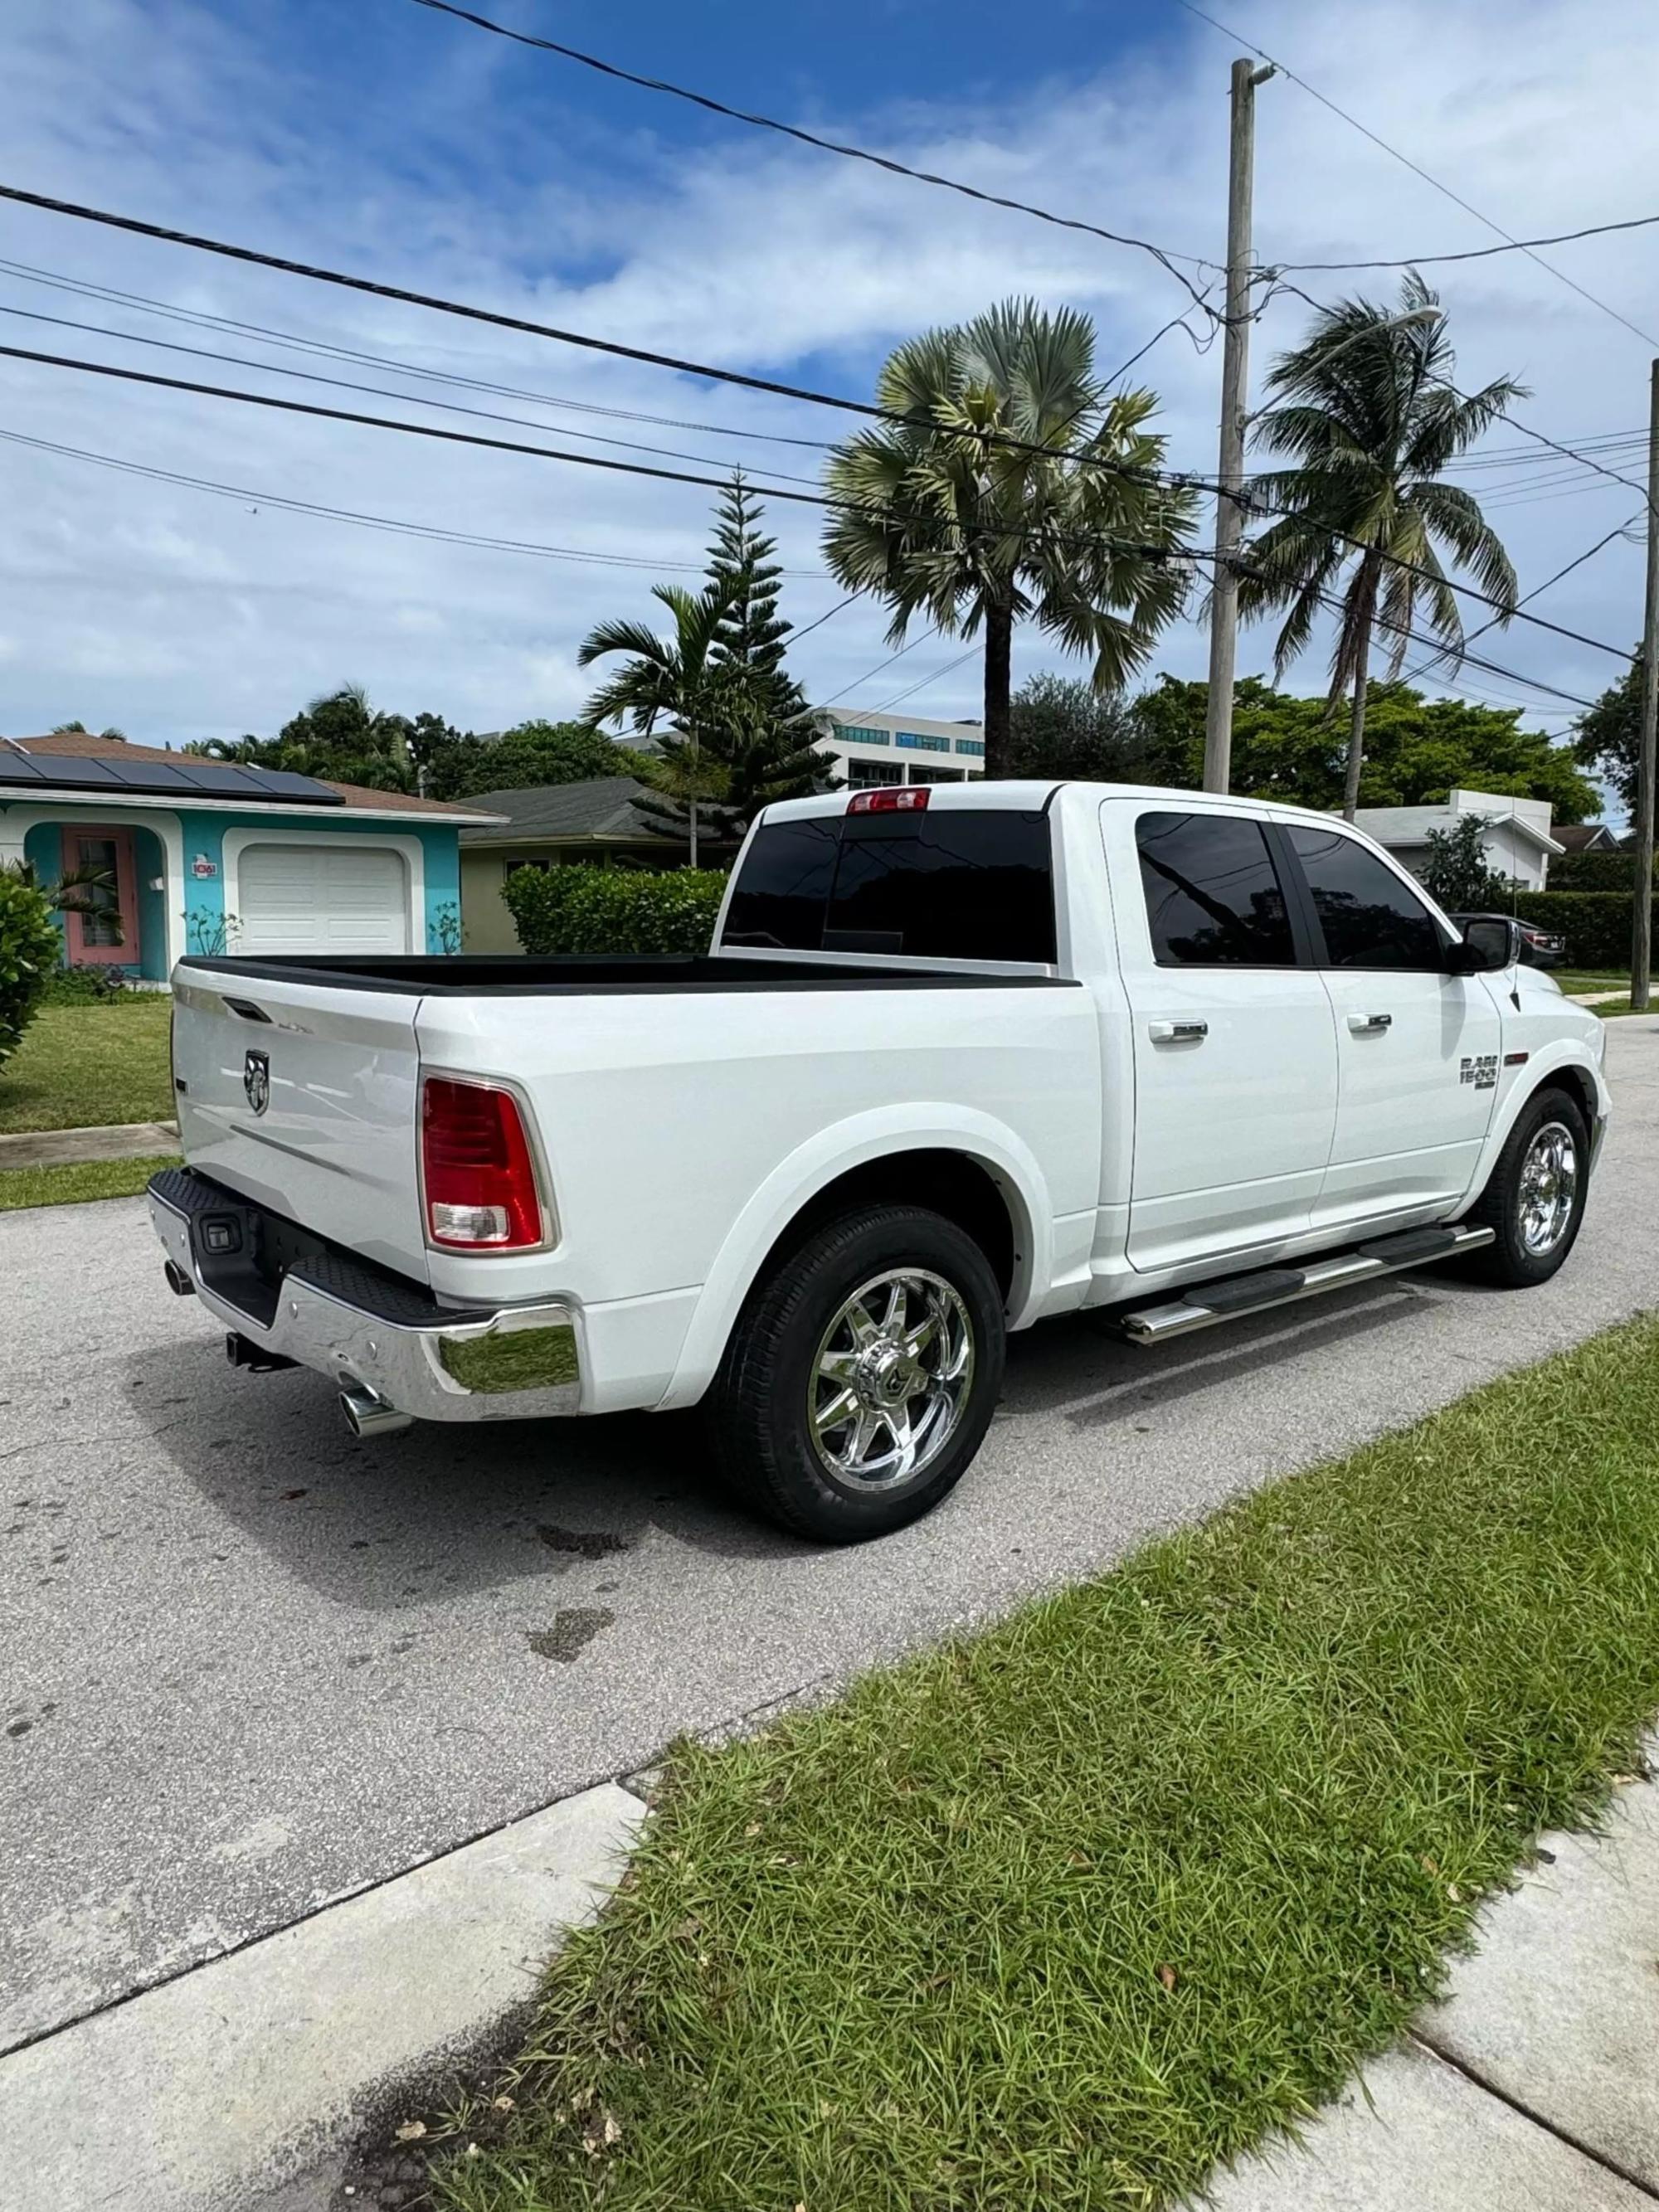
[0,732,504,978]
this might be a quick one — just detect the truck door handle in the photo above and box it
[1349,1012,1393,1033]
[1148,1019,1209,1043]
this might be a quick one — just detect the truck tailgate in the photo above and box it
[170,963,430,1280]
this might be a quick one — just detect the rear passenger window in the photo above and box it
[1287,825,1447,970]
[1136,811,1297,966]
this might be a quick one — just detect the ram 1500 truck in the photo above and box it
[150,781,1609,1541]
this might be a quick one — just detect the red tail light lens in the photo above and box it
[421,1077,547,1250]
[848,785,930,814]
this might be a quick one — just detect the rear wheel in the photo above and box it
[1462,1085,1590,1287]
[705,1203,1005,1542]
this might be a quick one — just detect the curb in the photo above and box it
[1,1781,647,2212]
[0,1120,180,1169]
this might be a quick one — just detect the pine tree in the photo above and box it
[702,473,827,821]
[583,476,830,858]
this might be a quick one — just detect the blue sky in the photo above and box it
[0,0,1652,775]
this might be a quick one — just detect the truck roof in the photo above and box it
[762,781,1343,825]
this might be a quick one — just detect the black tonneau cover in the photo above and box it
[177,953,1078,997]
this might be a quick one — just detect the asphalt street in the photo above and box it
[6,1023,1657,2055]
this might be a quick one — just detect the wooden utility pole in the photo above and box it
[1203,57,1275,795]
[1633,359,1659,1011]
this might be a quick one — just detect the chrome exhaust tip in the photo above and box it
[339,1381,414,1439]
[163,1259,195,1297]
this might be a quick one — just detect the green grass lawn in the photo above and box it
[0,995,174,1133]
[0,1153,178,1210]
[425,1316,1659,2212]
[1555,969,1631,994]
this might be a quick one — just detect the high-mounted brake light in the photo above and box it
[848,785,930,814]
[421,1076,547,1250]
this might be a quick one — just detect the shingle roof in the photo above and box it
[1554,822,1618,853]
[459,776,703,845]
[9,731,501,820]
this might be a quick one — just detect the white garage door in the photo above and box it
[236,843,411,955]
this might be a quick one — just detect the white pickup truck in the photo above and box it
[150,780,1608,1540]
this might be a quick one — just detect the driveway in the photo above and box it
[6,1023,1657,2054]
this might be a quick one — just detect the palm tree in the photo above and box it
[822,299,1196,776]
[1238,275,1524,819]
[579,581,735,866]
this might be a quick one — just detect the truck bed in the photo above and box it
[179,953,1075,995]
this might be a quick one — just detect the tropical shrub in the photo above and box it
[502,864,727,955]
[0,871,64,1067]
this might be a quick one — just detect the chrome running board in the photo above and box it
[1119,1223,1496,1346]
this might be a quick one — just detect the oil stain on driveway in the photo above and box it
[5,1023,1657,2054]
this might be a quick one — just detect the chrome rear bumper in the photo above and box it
[148,1177,581,1422]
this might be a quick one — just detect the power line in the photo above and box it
[870,646,981,715]
[1274,207,1659,274]
[0,183,1232,491]
[0,187,1635,664]
[1398,516,1639,688]
[0,342,1200,579]
[0,255,844,455]
[0,422,830,574]
[3,328,1631,665]
[401,0,1224,311]
[0,302,828,486]
[1168,0,1659,352]
[1306,583,1601,710]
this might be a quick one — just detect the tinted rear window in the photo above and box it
[722,809,1056,964]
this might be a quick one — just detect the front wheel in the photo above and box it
[705,1203,1006,1542]
[1462,1085,1590,1287]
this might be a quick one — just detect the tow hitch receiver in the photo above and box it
[225,1330,299,1375]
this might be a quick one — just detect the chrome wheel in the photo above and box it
[1517,1120,1579,1257]
[808,1268,975,1492]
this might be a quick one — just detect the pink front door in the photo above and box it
[63,828,140,967]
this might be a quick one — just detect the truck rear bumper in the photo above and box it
[148,1167,581,1422]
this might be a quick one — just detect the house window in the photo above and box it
[835,724,890,746]
[895,731,951,752]
[845,759,894,789]
[955,738,985,757]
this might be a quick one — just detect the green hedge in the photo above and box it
[1509,891,1657,970]
[0,872,63,1068]
[501,863,728,955]
[1548,852,1645,894]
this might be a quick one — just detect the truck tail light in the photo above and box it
[848,785,929,814]
[421,1076,547,1250]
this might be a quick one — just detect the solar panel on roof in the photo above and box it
[0,747,344,806]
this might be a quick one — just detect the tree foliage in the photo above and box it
[581,476,826,848]
[823,299,1195,775]
[1239,275,1524,815]
[0,868,64,1069]
[1572,649,1642,815]
[1416,814,1512,908]
[431,721,644,802]
[1008,673,1152,780]
[1130,675,1597,819]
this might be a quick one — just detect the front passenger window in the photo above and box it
[1287,825,1447,970]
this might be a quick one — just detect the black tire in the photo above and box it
[704,1203,1006,1543]
[1461,1084,1591,1287]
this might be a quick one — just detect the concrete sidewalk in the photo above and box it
[0,1118,178,1168]
[1202,1757,1659,2210]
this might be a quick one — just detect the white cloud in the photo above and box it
[0,0,1649,757]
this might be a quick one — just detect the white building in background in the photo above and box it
[1353,788,1563,892]
[815,707,985,788]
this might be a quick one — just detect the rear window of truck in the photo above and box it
[722,809,1057,965]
